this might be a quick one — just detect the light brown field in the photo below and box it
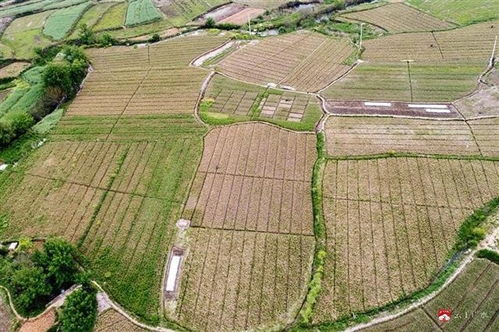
[68,67,207,116]
[218,31,354,92]
[362,258,499,331]
[183,122,316,235]
[0,61,29,79]
[342,3,454,33]
[177,228,314,331]
[469,117,499,157]
[325,116,480,156]
[314,158,499,323]
[454,82,499,119]
[95,309,148,331]
[87,34,229,70]
[362,21,499,64]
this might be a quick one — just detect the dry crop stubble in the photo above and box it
[313,158,499,323]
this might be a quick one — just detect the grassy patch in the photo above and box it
[43,2,92,40]
[125,0,162,27]
[93,2,127,32]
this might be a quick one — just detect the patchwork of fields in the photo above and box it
[0,1,498,331]
[202,74,322,129]
[178,122,316,330]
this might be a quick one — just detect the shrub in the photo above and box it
[204,17,216,28]
[476,249,499,264]
[97,33,116,47]
[76,24,96,45]
[58,285,97,332]
[149,33,160,43]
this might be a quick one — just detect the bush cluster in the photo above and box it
[0,238,83,316]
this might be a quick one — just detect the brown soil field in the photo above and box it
[342,3,454,33]
[325,116,480,156]
[362,21,499,64]
[454,84,499,118]
[182,122,316,235]
[19,309,55,332]
[0,291,16,332]
[68,67,207,116]
[0,61,29,79]
[95,309,148,331]
[87,34,229,70]
[361,258,499,331]
[218,31,354,92]
[469,117,499,157]
[314,158,499,323]
[177,228,314,331]
[220,7,265,25]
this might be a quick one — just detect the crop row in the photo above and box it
[363,258,499,331]
[0,174,103,242]
[363,20,499,64]
[342,3,454,33]
[323,63,483,102]
[68,67,207,116]
[219,31,354,92]
[325,117,480,156]
[177,228,314,331]
[313,158,499,322]
[87,34,229,70]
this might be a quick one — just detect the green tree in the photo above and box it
[205,17,216,28]
[77,24,95,45]
[43,63,72,96]
[58,285,97,332]
[11,266,52,313]
[33,238,79,291]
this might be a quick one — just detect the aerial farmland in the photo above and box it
[0,0,498,331]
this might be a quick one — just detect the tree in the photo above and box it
[58,285,97,332]
[11,266,52,313]
[205,17,216,28]
[43,63,72,96]
[33,238,79,291]
[77,24,95,45]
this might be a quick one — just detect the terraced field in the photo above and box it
[362,258,499,331]
[218,31,354,92]
[342,3,454,33]
[314,158,499,323]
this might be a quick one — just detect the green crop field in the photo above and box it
[408,0,499,25]
[43,2,91,40]
[0,0,87,18]
[125,0,162,27]
[69,2,115,38]
[93,2,127,31]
